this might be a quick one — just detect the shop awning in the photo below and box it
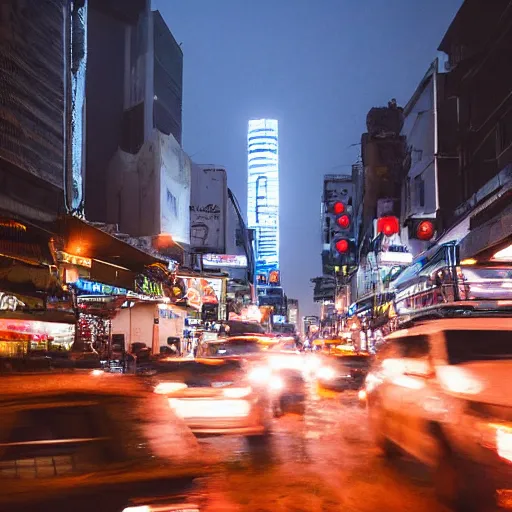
[0,217,55,266]
[58,216,168,272]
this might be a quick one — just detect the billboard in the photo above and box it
[190,165,227,253]
[159,131,191,245]
[179,276,224,311]
[202,254,247,268]
[247,119,279,278]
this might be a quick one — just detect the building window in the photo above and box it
[414,175,425,208]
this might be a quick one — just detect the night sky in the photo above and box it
[153,0,463,318]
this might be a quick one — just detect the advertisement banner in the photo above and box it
[159,131,191,245]
[203,254,247,268]
[190,165,227,253]
[179,276,224,310]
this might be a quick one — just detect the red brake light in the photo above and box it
[335,239,349,253]
[336,215,350,229]
[416,220,435,241]
[377,216,399,237]
[333,202,345,215]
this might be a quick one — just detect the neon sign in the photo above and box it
[74,279,127,296]
[135,276,164,297]
[56,251,92,268]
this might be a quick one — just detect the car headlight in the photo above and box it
[269,376,284,391]
[493,423,512,463]
[317,366,336,380]
[248,366,272,383]
[437,366,483,395]
[154,382,188,394]
[223,386,252,398]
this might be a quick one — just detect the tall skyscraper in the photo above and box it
[247,119,279,281]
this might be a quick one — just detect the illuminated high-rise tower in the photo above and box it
[247,119,279,280]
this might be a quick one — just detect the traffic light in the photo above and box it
[331,201,345,215]
[336,213,351,229]
[408,218,436,241]
[377,216,400,237]
[331,237,356,266]
[335,239,349,254]
[329,200,352,234]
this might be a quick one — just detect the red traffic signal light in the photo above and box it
[335,239,349,253]
[336,214,351,229]
[377,216,400,237]
[332,202,345,215]
[416,220,435,241]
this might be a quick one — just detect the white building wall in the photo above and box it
[111,302,186,352]
[105,129,190,242]
[400,71,437,256]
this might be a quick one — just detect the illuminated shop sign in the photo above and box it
[74,279,127,296]
[135,275,164,297]
[377,251,413,266]
[0,293,25,311]
[202,254,248,268]
[56,251,92,268]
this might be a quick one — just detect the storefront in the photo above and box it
[72,279,128,355]
[0,217,76,357]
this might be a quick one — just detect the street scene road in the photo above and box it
[200,389,446,512]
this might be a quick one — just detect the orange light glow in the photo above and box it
[493,424,512,463]
[168,398,250,419]
[0,220,26,231]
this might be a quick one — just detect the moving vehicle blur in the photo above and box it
[196,335,306,417]
[153,344,272,442]
[0,371,206,512]
[363,317,512,511]
[315,351,372,394]
[266,339,307,415]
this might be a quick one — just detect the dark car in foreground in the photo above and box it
[0,371,207,512]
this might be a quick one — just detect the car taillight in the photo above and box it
[122,505,200,512]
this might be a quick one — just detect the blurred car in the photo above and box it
[363,318,512,510]
[315,352,372,393]
[199,336,307,417]
[265,340,307,416]
[153,352,273,443]
[0,371,206,512]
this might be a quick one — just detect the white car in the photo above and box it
[363,317,512,511]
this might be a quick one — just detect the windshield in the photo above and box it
[273,324,295,334]
[270,340,297,352]
[333,355,371,368]
[226,321,266,335]
[445,330,512,364]
[207,340,262,357]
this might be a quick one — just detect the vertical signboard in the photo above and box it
[159,131,191,245]
[190,165,227,253]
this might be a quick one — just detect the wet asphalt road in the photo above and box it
[198,388,448,512]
